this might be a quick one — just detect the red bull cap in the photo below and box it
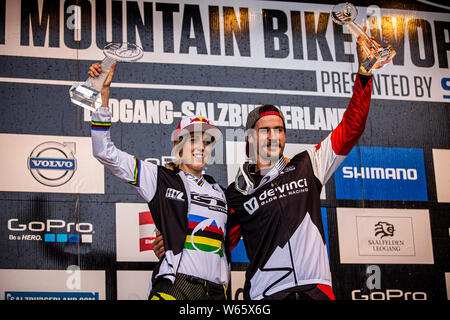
[173,115,222,144]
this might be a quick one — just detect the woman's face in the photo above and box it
[178,132,214,173]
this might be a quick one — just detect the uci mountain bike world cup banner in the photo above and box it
[0,0,449,104]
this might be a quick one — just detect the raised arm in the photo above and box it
[306,26,373,186]
[89,63,157,202]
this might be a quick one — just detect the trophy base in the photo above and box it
[361,45,396,73]
[69,83,102,112]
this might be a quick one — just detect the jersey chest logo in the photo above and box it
[243,197,259,215]
[165,188,185,202]
[242,177,309,215]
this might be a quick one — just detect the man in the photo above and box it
[154,28,373,300]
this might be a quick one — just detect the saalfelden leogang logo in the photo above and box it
[356,216,415,257]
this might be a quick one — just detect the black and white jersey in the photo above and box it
[91,107,229,292]
[226,74,373,300]
[176,172,229,286]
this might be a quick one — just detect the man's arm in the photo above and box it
[152,214,242,260]
[152,231,165,259]
[306,27,373,186]
[90,63,157,203]
[152,191,243,260]
[227,206,242,252]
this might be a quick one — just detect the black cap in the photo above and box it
[245,105,286,130]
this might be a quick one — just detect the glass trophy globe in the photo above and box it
[69,42,143,112]
[331,2,396,73]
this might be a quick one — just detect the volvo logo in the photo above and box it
[27,141,77,187]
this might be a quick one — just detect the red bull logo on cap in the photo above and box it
[190,116,210,124]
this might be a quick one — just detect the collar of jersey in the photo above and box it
[234,156,287,195]
[182,170,205,187]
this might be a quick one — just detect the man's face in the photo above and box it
[249,115,286,164]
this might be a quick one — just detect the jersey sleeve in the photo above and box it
[306,73,372,185]
[225,184,243,252]
[91,107,157,202]
[228,208,242,252]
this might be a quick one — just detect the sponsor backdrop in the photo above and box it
[0,0,448,300]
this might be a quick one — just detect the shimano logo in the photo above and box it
[342,167,418,180]
[243,197,259,215]
[165,188,184,202]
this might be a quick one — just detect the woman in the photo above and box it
[89,62,230,300]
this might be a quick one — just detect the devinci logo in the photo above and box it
[243,178,308,214]
[165,188,184,202]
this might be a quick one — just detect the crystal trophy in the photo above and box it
[331,2,396,73]
[69,42,143,112]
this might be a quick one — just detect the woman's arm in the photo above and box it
[89,63,158,203]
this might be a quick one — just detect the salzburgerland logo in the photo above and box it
[5,291,99,300]
[27,141,77,187]
[7,218,93,244]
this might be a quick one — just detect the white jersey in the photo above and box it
[90,107,229,288]
[176,171,229,285]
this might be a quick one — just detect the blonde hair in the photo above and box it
[167,138,183,171]
[166,162,178,171]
